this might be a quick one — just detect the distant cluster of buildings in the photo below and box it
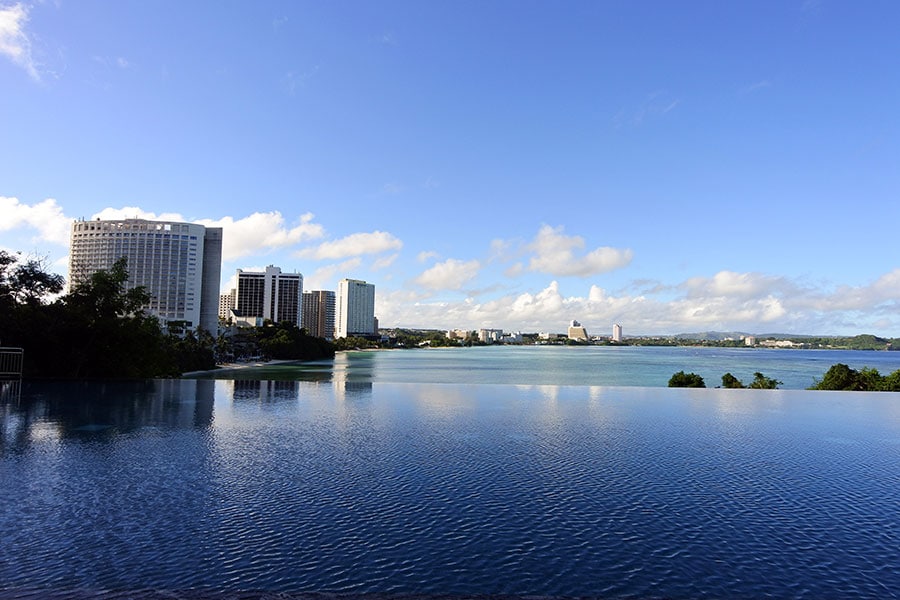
[68,218,377,339]
[445,322,625,345]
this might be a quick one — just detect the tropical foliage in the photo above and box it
[1,251,332,379]
[668,371,706,388]
[809,363,900,391]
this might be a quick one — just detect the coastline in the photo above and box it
[181,358,304,378]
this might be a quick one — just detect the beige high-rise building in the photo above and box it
[302,290,336,339]
[69,218,222,331]
[568,320,589,341]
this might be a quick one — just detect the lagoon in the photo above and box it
[199,345,900,390]
[2,373,899,598]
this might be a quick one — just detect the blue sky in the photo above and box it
[2,1,899,336]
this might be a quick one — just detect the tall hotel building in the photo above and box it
[234,266,303,326]
[302,290,336,339]
[69,218,223,331]
[335,279,376,338]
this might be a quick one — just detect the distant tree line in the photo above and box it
[1,251,333,379]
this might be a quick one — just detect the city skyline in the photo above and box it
[3,2,900,335]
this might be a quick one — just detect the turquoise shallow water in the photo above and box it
[2,379,899,598]
[198,345,900,390]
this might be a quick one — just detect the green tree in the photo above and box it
[809,363,862,390]
[880,369,900,391]
[748,372,781,389]
[64,259,173,377]
[668,371,706,388]
[721,372,745,388]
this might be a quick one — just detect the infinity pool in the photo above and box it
[2,379,899,598]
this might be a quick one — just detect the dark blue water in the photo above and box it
[2,379,899,598]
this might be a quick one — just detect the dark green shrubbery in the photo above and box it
[668,371,706,388]
[809,363,900,391]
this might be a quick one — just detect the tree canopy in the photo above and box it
[668,371,706,388]
[809,364,900,391]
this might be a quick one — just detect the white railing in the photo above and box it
[0,347,24,379]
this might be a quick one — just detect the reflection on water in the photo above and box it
[1,380,214,454]
[2,380,899,598]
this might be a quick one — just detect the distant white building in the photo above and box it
[478,328,503,343]
[500,331,524,344]
[612,323,622,342]
[335,279,376,338]
[218,290,236,321]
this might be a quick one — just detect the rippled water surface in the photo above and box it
[2,379,900,598]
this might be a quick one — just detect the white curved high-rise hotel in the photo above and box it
[69,218,222,331]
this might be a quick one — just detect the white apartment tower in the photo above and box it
[302,290,336,339]
[612,323,623,342]
[335,278,376,338]
[234,266,303,326]
[69,218,223,331]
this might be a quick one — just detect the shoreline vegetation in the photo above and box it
[1,252,334,380]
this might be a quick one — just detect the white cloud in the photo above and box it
[372,253,399,271]
[377,267,900,335]
[92,206,186,222]
[417,250,439,263]
[304,258,363,291]
[527,224,633,277]
[298,230,402,260]
[414,258,481,291]
[504,262,524,278]
[684,270,785,299]
[0,3,39,81]
[0,196,70,245]
[91,207,325,261]
[197,211,324,260]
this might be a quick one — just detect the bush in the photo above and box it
[748,372,781,389]
[721,372,744,388]
[668,371,706,388]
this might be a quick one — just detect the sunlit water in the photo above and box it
[2,377,899,599]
